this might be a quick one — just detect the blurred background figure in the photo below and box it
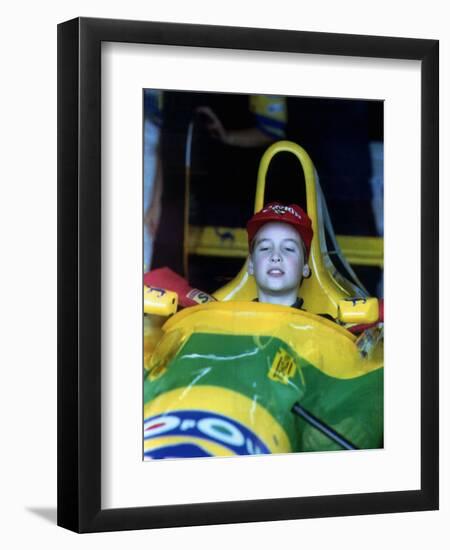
[197,94,286,147]
[368,103,384,297]
[143,90,163,272]
[369,141,384,236]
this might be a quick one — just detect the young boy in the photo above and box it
[247,202,313,308]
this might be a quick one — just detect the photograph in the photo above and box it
[2,0,449,544]
[142,90,385,459]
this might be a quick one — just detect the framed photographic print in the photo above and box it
[57,17,439,533]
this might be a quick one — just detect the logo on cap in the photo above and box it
[263,204,302,220]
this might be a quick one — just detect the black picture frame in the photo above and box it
[57,16,439,533]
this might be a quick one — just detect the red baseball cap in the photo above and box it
[246,202,313,256]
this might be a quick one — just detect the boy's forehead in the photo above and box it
[254,221,302,243]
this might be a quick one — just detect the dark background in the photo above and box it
[149,90,383,296]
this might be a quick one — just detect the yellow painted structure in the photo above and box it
[188,225,383,267]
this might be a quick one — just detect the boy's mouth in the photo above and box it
[267,268,284,277]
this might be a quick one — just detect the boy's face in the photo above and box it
[248,221,306,301]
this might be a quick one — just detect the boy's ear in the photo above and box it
[247,256,254,276]
[302,263,311,278]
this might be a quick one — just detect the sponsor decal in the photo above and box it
[263,204,302,220]
[144,410,270,458]
[145,286,166,297]
[144,386,292,454]
[186,288,215,304]
[145,443,212,459]
[214,227,236,243]
[268,348,297,384]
